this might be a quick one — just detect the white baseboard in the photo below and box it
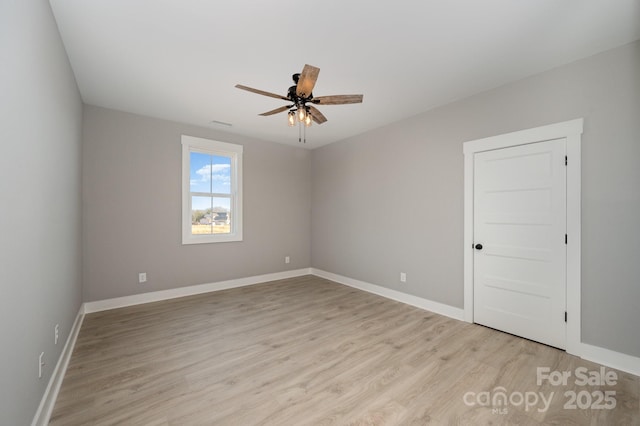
[578,342,640,377]
[31,306,85,426]
[310,268,465,321]
[84,268,312,313]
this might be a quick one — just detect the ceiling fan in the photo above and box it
[235,64,363,140]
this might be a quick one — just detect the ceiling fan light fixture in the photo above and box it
[304,113,312,127]
[297,106,307,122]
[287,111,296,127]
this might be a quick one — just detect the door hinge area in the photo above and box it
[565,311,567,323]
[565,156,568,166]
[565,234,567,245]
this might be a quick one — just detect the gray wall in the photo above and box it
[311,41,640,358]
[0,0,83,424]
[82,106,311,301]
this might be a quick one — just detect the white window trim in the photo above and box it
[181,135,243,244]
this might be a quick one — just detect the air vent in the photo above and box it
[209,120,232,127]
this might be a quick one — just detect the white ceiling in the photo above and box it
[49,0,640,148]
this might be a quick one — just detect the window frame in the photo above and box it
[181,135,243,244]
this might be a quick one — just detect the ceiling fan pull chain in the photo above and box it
[298,121,302,143]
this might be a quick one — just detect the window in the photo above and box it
[182,135,243,244]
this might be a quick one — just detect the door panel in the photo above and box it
[473,139,566,349]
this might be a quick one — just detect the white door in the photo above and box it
[473,138,567,349]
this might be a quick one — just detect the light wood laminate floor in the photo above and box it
[51,275,639,425]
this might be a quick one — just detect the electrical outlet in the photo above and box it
[138,272,147,283]
[39,352,45,378]
[285,256,290,264]
[54,324,59,345]
[400,272,407,283]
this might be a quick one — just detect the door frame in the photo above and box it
[463,118,583,355]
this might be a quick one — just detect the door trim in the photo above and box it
[463,118,583,355]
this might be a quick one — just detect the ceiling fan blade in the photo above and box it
[259,105,292,116]
[296,64,320,98]
[313,94,363,105]
[308,105,327,124]
[235,84,289,101]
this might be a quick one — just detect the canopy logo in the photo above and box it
[463,387,553,414]
[462,367,618,414]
